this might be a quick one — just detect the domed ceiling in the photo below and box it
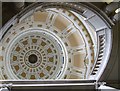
[0,2,112,80]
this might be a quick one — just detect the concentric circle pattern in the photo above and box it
[7,30,67,79]
[0,3,112,80]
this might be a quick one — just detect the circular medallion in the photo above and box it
[7,29,67,79]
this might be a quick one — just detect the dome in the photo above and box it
[0,2,112,81]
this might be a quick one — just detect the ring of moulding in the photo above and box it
[6,29,68,79]
[0,8,96,80]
